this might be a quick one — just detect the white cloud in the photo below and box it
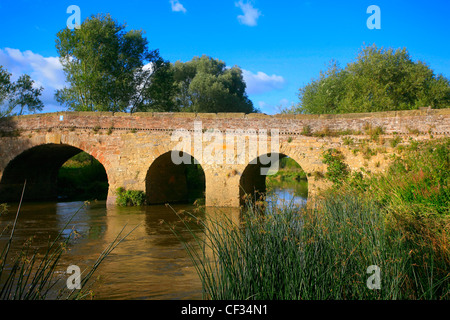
[257,99,294,115]
[242,69,285,95]
[170,0,187,13]
[0,48,66,112]
[235,1,261,26]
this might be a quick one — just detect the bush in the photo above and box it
[115,188,146,206]
[322,148,350,186]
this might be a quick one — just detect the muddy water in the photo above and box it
[0,182,307,300]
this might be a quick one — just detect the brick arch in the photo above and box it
[145,150,206,205]
[238,151,308,206]
[0,142,109,203]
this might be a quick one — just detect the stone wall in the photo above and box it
[1,107,449,135]
[0,108,448,207]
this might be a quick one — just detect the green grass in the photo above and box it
[360,138,450,216]
[57,152,109,201]
[266,157,307,183]
[173,192,449,300]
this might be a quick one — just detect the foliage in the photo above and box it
[174,192,449,300]
[0,66,43,117]
[301,125,312,136]
[291,44,450,114]
[55,14,256,114]
[266,157,307,182]
[115,187,146,206]
[160,55,257,113]
[367,138,450,216]
[55,13,161,112]
[132,56,178,112]
[174,139,450,300]
[57,152,109,201]
[322,148,350,186]
[390,135,403,147]
[323,138,449,216]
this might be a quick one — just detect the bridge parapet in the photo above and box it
[1,108,449,136]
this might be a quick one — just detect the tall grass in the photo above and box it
[174,194,449,300]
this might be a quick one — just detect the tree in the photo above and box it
[0,66,12,117]
[167,55,256,113]
[55,13,161,112]
[131,56,177,112]
[291,44,450,114]
[0,66,43,118]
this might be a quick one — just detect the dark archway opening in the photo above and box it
[0,144,108,203]
[239,153,308,207]
[57,152,109,201]
[146,151,205,205]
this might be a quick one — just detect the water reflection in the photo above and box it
[267,179,308,207]
[0,181,307,300]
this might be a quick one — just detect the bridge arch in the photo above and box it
[145,150,206,205]
[0,143,109,203]
[239,152,308,206]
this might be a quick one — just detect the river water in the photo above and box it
[0,180,307,300]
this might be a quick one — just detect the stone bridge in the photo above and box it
[0,108,448,207]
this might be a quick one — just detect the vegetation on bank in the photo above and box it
[115,188,146,207]
[266,157,307,183]
[176,138,450,300]
[57,152,109,201]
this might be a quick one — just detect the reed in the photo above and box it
[173,190,449,300]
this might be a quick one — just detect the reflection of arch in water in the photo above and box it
[0,143,109,203]
[143,204,207,247]
[239,153,308,206]
[145,151,206,205]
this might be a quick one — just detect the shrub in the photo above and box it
[322,148,349,186]
[116,187,146,206]
[301,125,312,136]
[343,136,354,146]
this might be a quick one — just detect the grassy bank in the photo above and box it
[57,152,109,201]
[266,157,307,183]
[177,138,450,300]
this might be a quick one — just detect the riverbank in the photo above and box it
[57,152,109,201]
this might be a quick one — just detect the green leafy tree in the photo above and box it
[292,44,450,114]
[0,66,12,117]
[55,13,161,112]
[131,57,178,112]
[0,66,43,117]
[168,55,256,113]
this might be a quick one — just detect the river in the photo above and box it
[0,180,308,300]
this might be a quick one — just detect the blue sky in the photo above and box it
[1,0,449,114]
